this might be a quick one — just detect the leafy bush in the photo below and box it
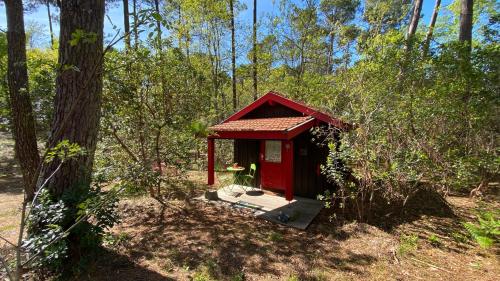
[24,183,120,277]
[23,190,68,274]
[462,210,500,248]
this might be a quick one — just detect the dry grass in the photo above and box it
[0,132,498,281]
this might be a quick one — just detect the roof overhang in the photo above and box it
[209,117,317,140]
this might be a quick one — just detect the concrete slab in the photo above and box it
[198,185,324,230]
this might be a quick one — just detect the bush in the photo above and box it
[24,183,120,277]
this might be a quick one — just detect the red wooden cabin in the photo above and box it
[207,91,350,201]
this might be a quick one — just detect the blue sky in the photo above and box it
[0,0,450,51]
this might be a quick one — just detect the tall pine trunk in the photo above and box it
[459,0,473,48]
[46,0,54,49]
[41,0,105,197]
[123,0,130,50]
[407,0,423,40]
[458,0,473,140]
[5,0,40,200]
[327,33,334,74]
[230,0,237,111]
[252,0,257,101]
[423,0,441,57]
[133,0,138,48]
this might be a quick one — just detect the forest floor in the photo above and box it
[0,132,498,281]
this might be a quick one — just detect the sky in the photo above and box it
[0,1,450,51]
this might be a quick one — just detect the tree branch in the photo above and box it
[0,235,17,248]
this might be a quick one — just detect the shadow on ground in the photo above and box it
[89,248,173,281]
[92,199,383,280]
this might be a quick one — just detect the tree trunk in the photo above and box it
[153,0,170,116]
[407,0,423,40]
[459,0,473,48]
[230,0,237,111]
[458,0,473,135]
[154,0,162,51]
[123,0,130,50]
[41,0,105,197]
[5,0,40,201]
[327,33,334,74]
[133,0,138,49]
[252,0,257,101]
[46,0,54,49]
[423,0,441,57]
[177,2,182,48]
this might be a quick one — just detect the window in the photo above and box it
[265,140,282,163]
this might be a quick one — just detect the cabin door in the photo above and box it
[259,140,286,191]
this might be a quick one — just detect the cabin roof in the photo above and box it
[209,116,313,132]
[208,91,350,139]
[221,91,350,130]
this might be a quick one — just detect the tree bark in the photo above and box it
[407,0,423,40]
[5,0,40,201]
[46,0,54,49]
[230,0,237,111]
[423,0,441,57]
[123,0,130,50]
[252,0,257,101]
[459,0,473,48]
[41,0,105,197]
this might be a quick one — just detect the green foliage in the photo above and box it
[462,209,500,248]
[0,32,9,129]
[192,259,219,281]
[26,47,57,135]
[24,183,120,277]
[45,140,85,163]
[115,162,160,196]
[231,272,245,281]
[23,190,68,274]
[69,29,97,46]
[23,140,119,278]
[0,32,56,133]
[428,234,441,247]
[451,231,469,244]
[2,3,498,278]
[103,232,131,248]
[398,234,419,256]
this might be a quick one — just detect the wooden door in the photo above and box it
[259,140,286,190]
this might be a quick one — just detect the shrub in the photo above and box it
[24,183,120,277]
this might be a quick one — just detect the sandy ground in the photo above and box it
[0,132,498,280]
